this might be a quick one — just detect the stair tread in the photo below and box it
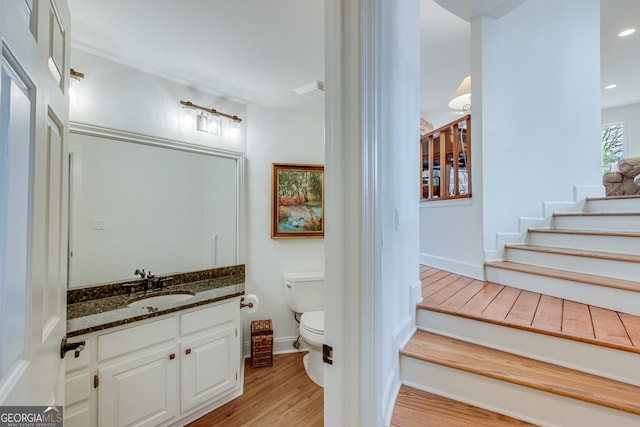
[587,195,640,202]
[529,228,640,238]
[401,330,640,416]
[504,244,640,263]
[390,385,536,426]
[554,211,640,217]
[485,260,640,292]
[420,265,640,353]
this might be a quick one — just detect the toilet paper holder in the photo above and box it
[240,294,259,314]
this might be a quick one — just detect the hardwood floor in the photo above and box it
[419,265,640,353]
[391,386,536,427]
[191,266,640,426]
[389,265,640,426]
[188,352,323,427]
[401,330,640,416]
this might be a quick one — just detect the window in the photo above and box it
[601,122,625,167]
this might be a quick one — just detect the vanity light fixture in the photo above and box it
[180,100,242,139]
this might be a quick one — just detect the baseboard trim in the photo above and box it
[419,253,483,279]
[409,279,422,305]
[382,370,400,427]
[243,336,308,359]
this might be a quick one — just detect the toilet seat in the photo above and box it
[300,310,324,335]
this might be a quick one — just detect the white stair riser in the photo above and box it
[485,266,640,315]
[552,215,640,231]
[401,358,640,427]
[416,310,640,386]
[505,247,640,282]
[528,232,640,256]
[586,199,640,213]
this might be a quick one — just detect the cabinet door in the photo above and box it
[99,344,178,427]
[180,325,238,413]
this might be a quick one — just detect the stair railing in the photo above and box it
[420,115,471,201]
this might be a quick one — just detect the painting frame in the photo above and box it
[271,163,324,239]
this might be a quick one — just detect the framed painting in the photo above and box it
[271,163,324,238]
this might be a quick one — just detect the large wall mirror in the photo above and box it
[68,123,244,288]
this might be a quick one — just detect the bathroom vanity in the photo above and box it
[63,124,247,426]
[64,269,245,427]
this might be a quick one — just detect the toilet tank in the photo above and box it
[283,272,324,313]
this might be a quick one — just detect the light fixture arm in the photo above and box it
[70,69,84,79]
[180,100,242,123]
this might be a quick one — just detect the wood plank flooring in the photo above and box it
[391,386,536,427]
[188,352,323,427]
[419,265,640,353]
[401,330,640,416]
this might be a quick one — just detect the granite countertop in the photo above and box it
[67,273,245,337]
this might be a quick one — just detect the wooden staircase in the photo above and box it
[396,196,640,426]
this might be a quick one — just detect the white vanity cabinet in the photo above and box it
[98,317,178,427]
[65,297,242,427]
[180,301,240,413]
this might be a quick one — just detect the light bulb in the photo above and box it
[225,119,241,142]
[208,114,221,135]
[196,111,209,132]
[181,106,196,130]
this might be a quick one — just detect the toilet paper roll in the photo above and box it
[242,293,259,314]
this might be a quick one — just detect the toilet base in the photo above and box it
[303,350,324,387]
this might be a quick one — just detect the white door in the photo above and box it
[0,0,70,405]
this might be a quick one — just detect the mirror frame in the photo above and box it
[68,121,245,287]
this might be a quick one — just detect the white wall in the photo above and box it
[420,0,603,277]
[69,49,247,153]
[242,105,325,354]
[69,48,326,356]
[323,0,421,425]
[377,0,422,424]
[478,0,602,253]
[602,102,640,157]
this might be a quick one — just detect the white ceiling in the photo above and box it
[68,0,325,109]
[600,0,640,109]
[67,0,639,116]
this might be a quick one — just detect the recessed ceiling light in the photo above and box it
[618,28,636,37]
[605,84,617,90]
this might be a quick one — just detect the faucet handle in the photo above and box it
[134,268,146,278]
[122,283,135,296]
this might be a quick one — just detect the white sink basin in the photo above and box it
[127,292,195,308]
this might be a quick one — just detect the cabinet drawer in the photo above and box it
[181,299,238,336]
[98,317,176,362]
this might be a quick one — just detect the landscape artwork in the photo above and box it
[271,163,324,238]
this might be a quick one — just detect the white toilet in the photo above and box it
[283,272,325,387]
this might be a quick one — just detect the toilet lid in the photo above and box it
[301,310,324,334]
